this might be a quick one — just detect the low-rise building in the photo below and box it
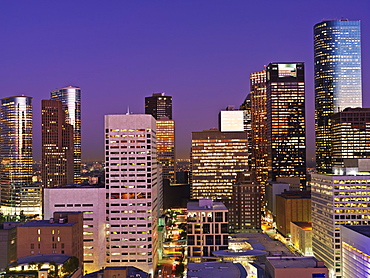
[0,222,21,270]
[187,262,247,278]
[290,221,312,256]
[264,257,328,278]
[187,199,228,261]
[275,191,311,237]
[17,211,83,270]
[44,185,106,273]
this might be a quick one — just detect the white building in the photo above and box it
[187,199,228,262]
[105,114,162,274]
[311,173,370,278]
[341,225,370,278]
[44,186,106,273]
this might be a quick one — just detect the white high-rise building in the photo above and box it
[105,114,163,274]
[311,169,370,278]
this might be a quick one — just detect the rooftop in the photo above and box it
[187,200,227,211]
[11,254,70,266]
[187,262,247,278]
[291,221,312,231]
[343,225,370,238]
[20,220,76,227]
[267,257,326,269]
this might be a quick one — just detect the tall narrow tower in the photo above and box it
[105,114,162,274]
[314,20,362,173]
[51,86,81,183]
[41,100,74,187]
[145,92,176,183]
[266,63,306,188]
[0,96,33,210]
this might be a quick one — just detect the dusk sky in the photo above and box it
[1,1,370,162]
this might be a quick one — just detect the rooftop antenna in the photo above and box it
[126,106,130,115]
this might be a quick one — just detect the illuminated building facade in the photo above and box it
[191,130,248,199]
[229,171,261,232]
[250,70,268,192]
[240,96,252,168]
[331,108,370,174]
[105,114,162,274]
[145,93,175,183]
[341,225,370,278]
[311,172,370,278]
[266,63,306,188]
[145,92,172,120]
[42,100,74,187]
[156,118,176,183]
[187,199,228,261]
[0,96,33,212]
[51,86,81,183]
[314,20,362,174]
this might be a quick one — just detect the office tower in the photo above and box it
[240,96,252,170]
[266,63,306,188]
[105,114,162,274]
[191,129,248,200]
[229,171,261,232]
[250,70,268,192]
[341,225,370,278]
[51,86,81,183]
[0,96,33,212]
[311,168,370,278]
[187,199,228,261]
[44,186,106,273]
[331,108,370,174]
[156,118,176,183]
[145,92,172,120]
[42,100,74,187]
[145,93,176,183]
[314,20,362,174]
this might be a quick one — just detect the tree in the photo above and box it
[61,257,79,275]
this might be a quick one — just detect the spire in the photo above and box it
[126,106,130,115]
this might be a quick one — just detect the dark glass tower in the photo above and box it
[51,86,81,183]
[0,96,33,209]
[266,63,306,188]
[314,20,362,174]
[145,92,172,120]
[41,100,74,187]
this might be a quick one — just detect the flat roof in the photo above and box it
[343,225,370,238]
[187,202,227,211]
[20,220,76,227]
[291,221,312,230]
[187,262,246,278]
[12,254,70,266]
[267,257,325,269]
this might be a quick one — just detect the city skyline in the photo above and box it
[1,1,370,161]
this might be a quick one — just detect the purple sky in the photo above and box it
[1,0,370,162]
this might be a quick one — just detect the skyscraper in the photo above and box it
[266,63,306,188]
[314,20,362,174]
[156,118,176,183]
[145,92,172,120]
[105,114,162,274]
[331,108,370,174]
[41,100,74,187]
[0,96,33,211]
[191,129,248,199]
[145,92,175,183]
[51,86,81,183]
[250,70,268,191]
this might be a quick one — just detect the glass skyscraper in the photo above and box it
[266,63,306,188]
[51,86,81,183]
[314,20,362,174]
[0,96,33,210]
